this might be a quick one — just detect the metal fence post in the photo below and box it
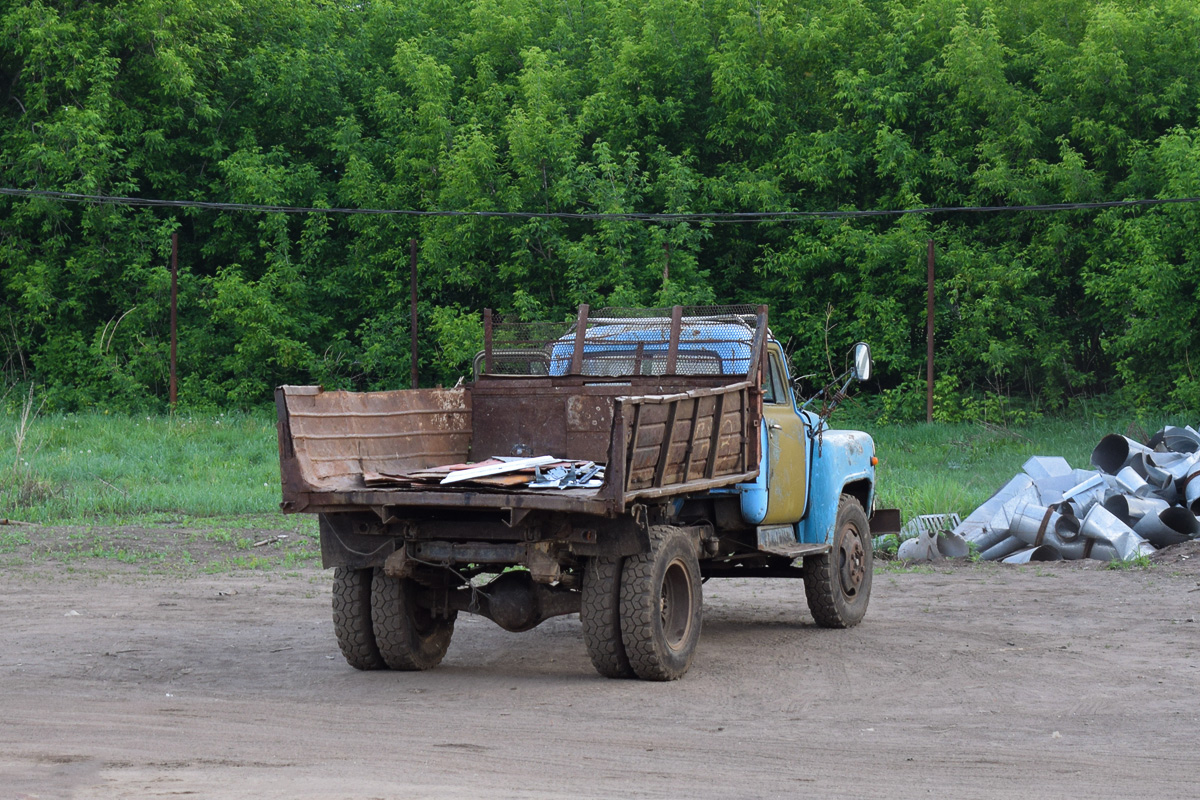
[926,239,935,423]
[170,232,179,409]
[410,238,419,390]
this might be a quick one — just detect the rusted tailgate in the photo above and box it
[276,385,471,510]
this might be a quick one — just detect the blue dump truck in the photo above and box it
[276,305,899,680]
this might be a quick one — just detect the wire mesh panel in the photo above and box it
[480,305,766,379]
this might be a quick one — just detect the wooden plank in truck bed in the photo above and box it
[604,380,760,506]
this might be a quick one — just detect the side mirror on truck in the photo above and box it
[851,342,872,382]
[802,341,876,430]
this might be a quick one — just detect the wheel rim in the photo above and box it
[838,526,866,598]
[659,558,694,651]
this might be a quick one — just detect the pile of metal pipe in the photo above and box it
[953,426,1200,563]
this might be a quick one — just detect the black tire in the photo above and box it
[370,568,456,670]
[332,567,386,670]
[804,494,873,628]
[619,526,703,681]
[581,556,634,679]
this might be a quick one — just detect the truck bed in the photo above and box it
[276,374,762,518]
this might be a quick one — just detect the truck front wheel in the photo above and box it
[804,494,873,628]
[332,567,386,670]
[619,526,703,681]
[371,568,456,670]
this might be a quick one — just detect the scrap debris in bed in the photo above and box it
[362,456,605,490]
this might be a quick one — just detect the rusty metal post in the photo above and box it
[483,308,494,375]
[569,304,590,375]
[665,305,683,374]
[410,238,419,389]
[926,239,935,423]
[169,232,178,409]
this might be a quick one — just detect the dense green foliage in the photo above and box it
[3,0,1199,415]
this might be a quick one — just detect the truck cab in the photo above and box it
[537,314,882,552]
[742,340,880,546]
[531,310,887,643]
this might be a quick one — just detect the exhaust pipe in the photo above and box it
[1004,501,1156,560]
[1008,502,1080,544]
[937,530,970,558]
[1003,502,1086,559]
[897,529,941,561]
[1142,451,1198,486]
[1060,473,1108,517]
[1062,473,1106,498]
[1168,452,1200,479]
[1103,494,1131,526]
[1106,493,1170,525]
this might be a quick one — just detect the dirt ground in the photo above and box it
[1,526,1198,800]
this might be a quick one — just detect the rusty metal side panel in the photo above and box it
[470,392,570,461]
[277,385,471,496]
[469,377,721,465]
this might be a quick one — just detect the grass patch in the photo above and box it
[1,410,283,523]
[878,560,938,575]
[0,406,321,572]
[1,406,1194,572]
[0,529,31,552]
[1105,553,1153,570]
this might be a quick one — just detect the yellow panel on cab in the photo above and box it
[761,345,809,524]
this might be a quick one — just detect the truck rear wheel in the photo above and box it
[619,526,703,681]
[371,568,456,670]
[804,494,872,628]
[581,556,634,679]
[332,567,386,670]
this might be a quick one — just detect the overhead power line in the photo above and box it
[2,186,1199,222]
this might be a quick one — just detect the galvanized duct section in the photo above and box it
[1091,435,1154,475]
[949,426,1200,563]
[979,535,1025,561]
[1133,507,1200,548]
[1002,546,1064,564]
[889,514,969,561]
